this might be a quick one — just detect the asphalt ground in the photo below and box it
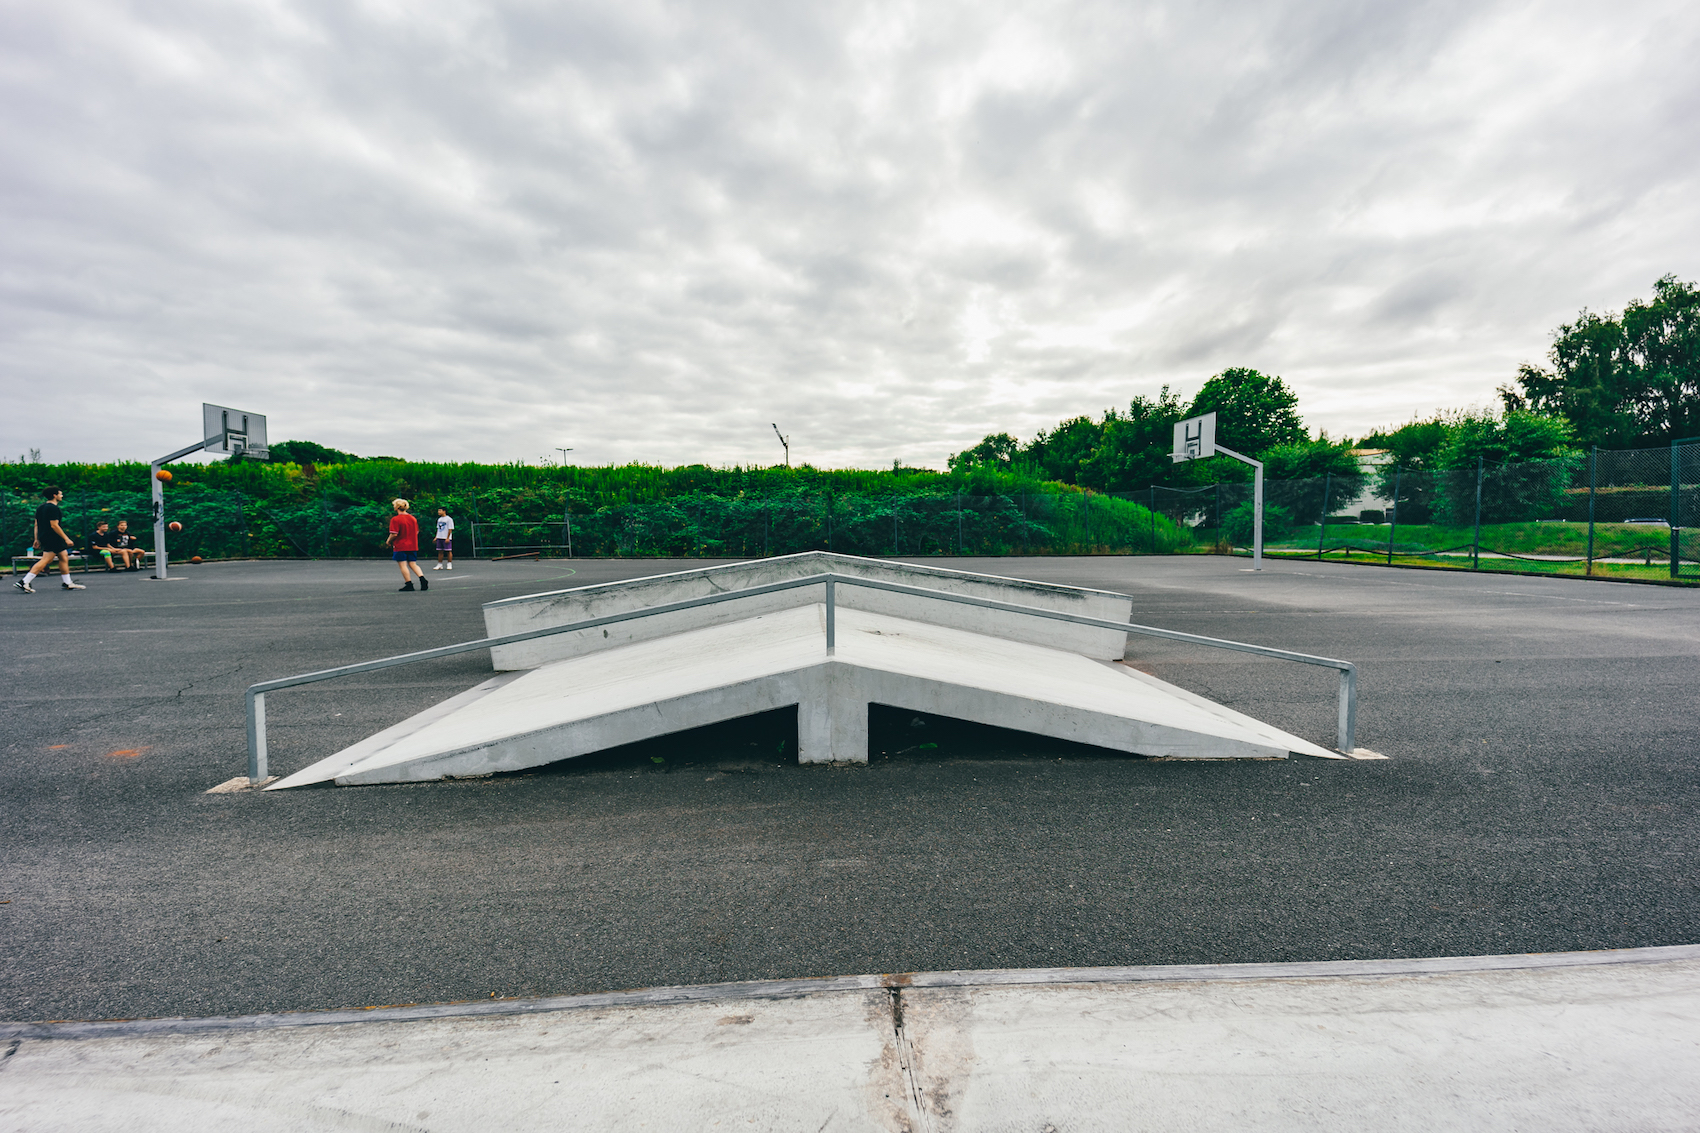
[2,556,1696,1023]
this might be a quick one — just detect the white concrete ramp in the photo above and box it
[271,605,1337,789]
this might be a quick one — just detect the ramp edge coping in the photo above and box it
[480,551,1137,611]
[7,944,1695,1042]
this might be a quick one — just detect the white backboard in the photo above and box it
[202,403,268,459]
[1172,412,1216,462]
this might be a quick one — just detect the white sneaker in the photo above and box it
[62,580,87,590]
[432,564,444,570]
[446,563,453,570]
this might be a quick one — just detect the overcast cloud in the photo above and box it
[4,0,1698,468]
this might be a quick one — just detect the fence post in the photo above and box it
[957,489,963,554]
[1586,446,1597,576]
[1149,487,1157,553]
[1388,467,1401,566]
[1083,491,1090,552]
[893,499,899,557]
[1214,483,1221,549]
[1318,472,1331,560]
[1472,456,1484,570]
[827,494,833,553]
[1672,435,1686,578]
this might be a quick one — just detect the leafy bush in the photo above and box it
[1223,502,1292,545]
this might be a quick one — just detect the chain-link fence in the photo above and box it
[1136,441,1696,578]
[6,441,1695,579]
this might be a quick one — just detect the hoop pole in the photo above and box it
[1213,444,1264,568]
[1472,455,1484,570]
[148,434,221,580]
[1586,447,1597,576]
[1388,466,1401,566]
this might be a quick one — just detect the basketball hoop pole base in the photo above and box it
[150,432,224,580]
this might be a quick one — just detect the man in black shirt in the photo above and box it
[16,487,86,594]
[111,520,144,571]
[89,521,117,571]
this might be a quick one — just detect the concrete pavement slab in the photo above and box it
[4,947,1695,1132]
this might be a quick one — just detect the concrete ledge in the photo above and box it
[5,947,1696,1132]
[8,945,1694,1039]
[480,551,1135,668]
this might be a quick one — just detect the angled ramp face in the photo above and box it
[269,608,1339,789]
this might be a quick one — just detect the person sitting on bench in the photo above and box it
[88,521,119,571]
[110,520,145,571]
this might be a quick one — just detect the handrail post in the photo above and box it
[824,577,836,654]
[1336,664,1356,753]
[247,689,267,783]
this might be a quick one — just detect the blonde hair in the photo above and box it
[392,498,410,511]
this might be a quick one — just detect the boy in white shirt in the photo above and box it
[432,508,455,569]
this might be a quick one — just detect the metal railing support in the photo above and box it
[242,570,1363,781]
[1337,665,1357,754]
[825,577,836,654]
[247,690,267,782]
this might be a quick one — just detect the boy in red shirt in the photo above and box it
[384,498,428,592]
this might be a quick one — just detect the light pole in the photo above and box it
[771,424,790,468]
[556,448,575,557]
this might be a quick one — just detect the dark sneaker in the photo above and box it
[62,581,86,590]
[399,581,415,591]
[419,576,428,591]
[15,577,34,593]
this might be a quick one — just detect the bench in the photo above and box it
[10,549,155,574]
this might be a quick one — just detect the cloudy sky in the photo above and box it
[4,0,1698,468]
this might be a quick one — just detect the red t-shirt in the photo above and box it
[389,513,419,551]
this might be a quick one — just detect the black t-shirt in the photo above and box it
[35,502,70,550]
[111,531,139,549]
[89,530,114,548]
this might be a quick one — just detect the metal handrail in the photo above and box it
[243,571,1358,782]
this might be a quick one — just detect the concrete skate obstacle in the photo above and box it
[247,554,1362,789]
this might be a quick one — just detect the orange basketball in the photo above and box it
[168,521,182,532]
[191,555,203,564]
[156,469,173,482]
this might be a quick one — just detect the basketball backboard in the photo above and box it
[202,403,269,459]
[1171,411,1216,462]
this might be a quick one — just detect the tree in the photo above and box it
[1431,410,1582,525]
[1021,416,1103,485]
[1361,416,1453,472]
[1362,414,1461,525]
[1186,368,1306,456]
[1257,438,1368,522]
[1077,387,1189,492]
[947,433,1019,474]
[1501,275,1700,447]
[1437,409,1578,469]
[269,439,362,465]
